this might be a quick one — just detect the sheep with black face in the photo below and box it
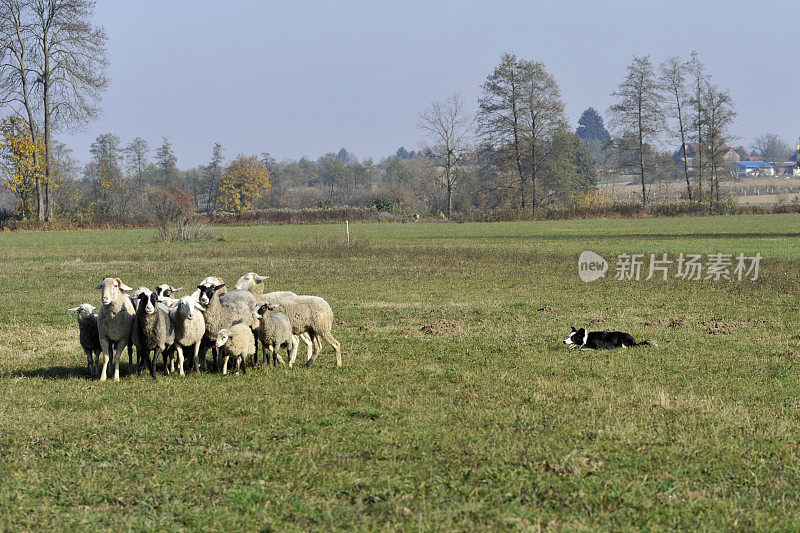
[132,289,176,378]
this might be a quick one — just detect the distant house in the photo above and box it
[733,161,775,177]
[772,162,800,176]
[674,143,740,170]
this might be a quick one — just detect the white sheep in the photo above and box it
[215,324,256,375]
[95,277,136,381]
[67,304,101,377]
[252,303,299,367]
[234,272,314,360]
[169,296,206,376]
[260,294,341,367]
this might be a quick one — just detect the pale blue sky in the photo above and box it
[61,0,799,168]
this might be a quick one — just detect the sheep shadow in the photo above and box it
[3,363,142,380]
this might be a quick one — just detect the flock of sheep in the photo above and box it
[68,273,341,381]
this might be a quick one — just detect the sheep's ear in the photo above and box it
[95,282,103,290]
[173,287,182,292]
[68,306,80,312]
[571,327,576,332]
[116,278,133,291]
[215,284,226,290]
[255,275,268,282]
[229,332,239,338]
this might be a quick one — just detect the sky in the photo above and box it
[59,0,799,168]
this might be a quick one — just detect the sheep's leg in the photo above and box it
[112,340,127,382]
[151,347,161,379]
[127,343,133,366]
[211,346,218,372]
[84,348,94,378]
[176,345,185,376]
[222,354,229,376]
[239,356,245,375]
[306,335,322,367]
[163,349,170,376]
[98,339,111,381]
[199,339,211,372]
[287,337,299,368]
[192,341,201,374]
[288,336,300,367]
[321,331,342,367]
[299,333,313,362]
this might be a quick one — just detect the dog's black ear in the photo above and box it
[571,327,576,332]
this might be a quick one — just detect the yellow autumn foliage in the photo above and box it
[218,154,271,213]
[0,117,46,219]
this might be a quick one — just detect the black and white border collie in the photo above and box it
[563,327,656,350]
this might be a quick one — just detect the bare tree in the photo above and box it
[0,0,44,219]
[660,56,692,200]
[751,133,791,163]
[0,0,107,221]
[31,0,108,220]
[124,137,148,188]
[204,142,223,212]
[156,137,177,186]
[688,51,708,197]
[703,83,736,203]
[608,55,664,205]
[519,60,567,210]
[417,92,473,217]
[478,53,527,209]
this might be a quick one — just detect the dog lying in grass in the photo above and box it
[563,327,656,350]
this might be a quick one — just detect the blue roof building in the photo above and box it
[733,160,775,176]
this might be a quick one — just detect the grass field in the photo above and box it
[1,214,799,530]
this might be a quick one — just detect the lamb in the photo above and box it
[195,281,259,370]
[252,304,299,367]
[95,277,136,381]
[132,289,176,379]
[215,324,255,375]
[67,304,101,377]
[260,294,341,367]
[169,296,206,375]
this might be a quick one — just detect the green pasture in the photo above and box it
[0,214,798,530]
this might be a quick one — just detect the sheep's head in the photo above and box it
[137,290,158,315]
[154,284,181,299]
[234,272,268,292]
[95,277,132,305]
[252,302,273,320]
[215,328,239,348]
[68,303,96,320]
[177,297,204,321]
[197,283,225,306]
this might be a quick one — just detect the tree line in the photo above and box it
[1,4,796,223]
